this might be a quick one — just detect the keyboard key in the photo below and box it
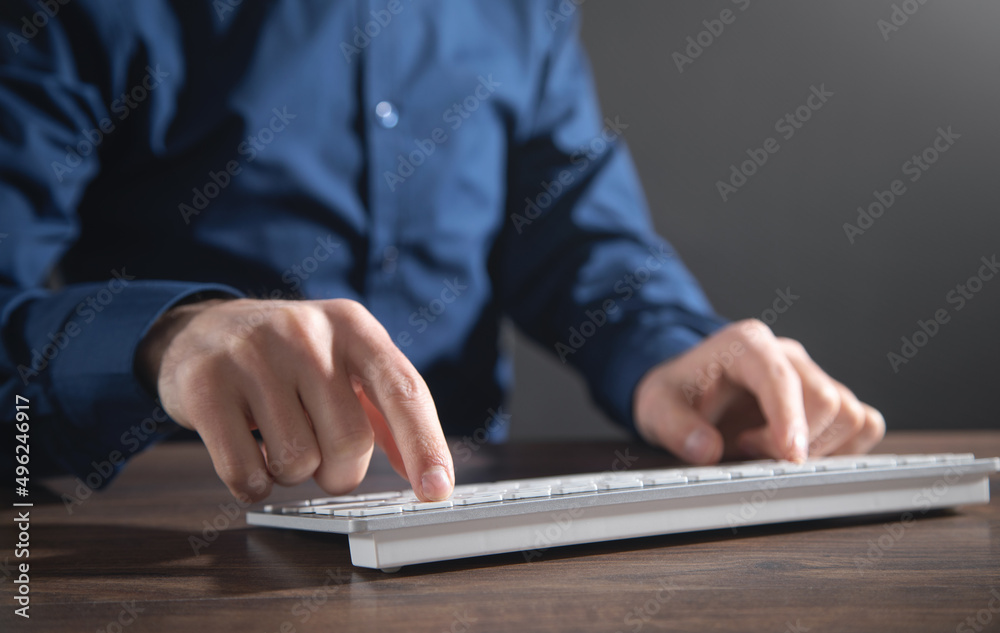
[686,469,731,482]
[726,465,774,479]
[772,463,816,474]
[554,482,598,495]
[402,500,453,512]
[643,475,687,486]
[939,453,975,463]
[330,506,403,518]
[813,459,859,472]
[309,491,404,505]
[898,455,937,465]
[504,487,552,500]
[855,456,898,468]
[265,500,309,512]
[598,479,643,490]
[454,493,504,505]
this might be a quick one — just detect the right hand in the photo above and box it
[137,298,454,503]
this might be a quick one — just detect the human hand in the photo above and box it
[633,319,885,464]
[137,298,454,502]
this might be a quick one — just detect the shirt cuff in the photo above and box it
[47,281,243,483]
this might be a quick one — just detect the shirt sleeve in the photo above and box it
[493,4,729,430]
[0,4,242,485]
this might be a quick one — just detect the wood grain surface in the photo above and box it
[2,432,998,633]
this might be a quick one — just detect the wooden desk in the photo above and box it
[4,432,999,632]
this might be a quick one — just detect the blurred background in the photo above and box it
[509,0,1000,439]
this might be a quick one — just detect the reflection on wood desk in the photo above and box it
[4,432,999,632]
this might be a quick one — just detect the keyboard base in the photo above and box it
[345,472,989,570]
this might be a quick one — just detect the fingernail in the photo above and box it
[684,427,716,464]
[421,466,452,501]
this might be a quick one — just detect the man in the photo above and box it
[0,1,882,503]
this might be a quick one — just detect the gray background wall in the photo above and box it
[509,0,1000,440]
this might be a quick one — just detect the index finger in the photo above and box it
[340,321,454,501]
[721,321,809,461]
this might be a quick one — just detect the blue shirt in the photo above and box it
[0,0,725,484]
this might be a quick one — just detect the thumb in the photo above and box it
[642,395,724,465]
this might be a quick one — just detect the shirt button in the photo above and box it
[375,101,399,129]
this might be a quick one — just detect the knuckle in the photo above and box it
[777,337,808,358]
[268,442,322,486]
[268,304,306,334]
[764,358,798,386]
[386,368,422,402]
[226,324,269,362]
[734,318,773,344]
[329,298,375,330]
[840,396,867,433]
[366,357,429,405]
[813,382,841,419]
[865,407,887,440]
[314,460,368,496]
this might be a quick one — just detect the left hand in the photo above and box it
[633,319,885,464]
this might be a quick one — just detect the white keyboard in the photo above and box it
[247,453,999,570]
